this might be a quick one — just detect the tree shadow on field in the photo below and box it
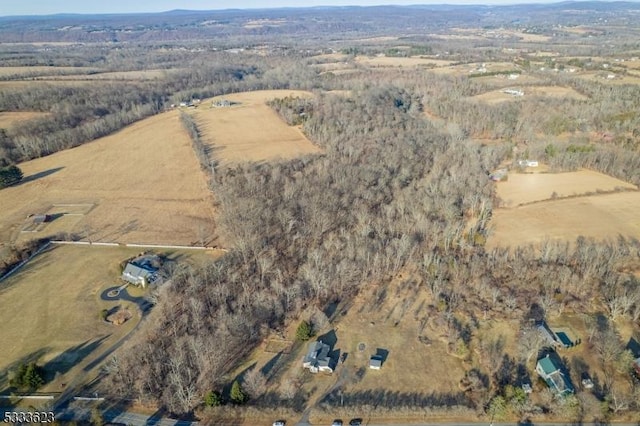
[19,167,64,185]
[46,335,110,379]
[261,352,282,377]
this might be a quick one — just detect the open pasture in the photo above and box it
[355,55,455,68]
[496,170,636,207]
[487,191,640,248]
[0,244,219,392]
[190,90,321,164]
[0,66,94,78]
[35,69,174,81]
[0,111,215,246]
[472,85,587,104]
[0,111,48,129]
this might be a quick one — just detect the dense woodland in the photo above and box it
[1,2,640,423]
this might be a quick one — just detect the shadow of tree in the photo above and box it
[261,352,282,377]
[317,329,338,349]
[46,335,110,379]
[19,167,64,185]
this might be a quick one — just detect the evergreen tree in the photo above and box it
[230,380,246,404]
[204,390,222,407]
[295,320,314,341]
[0,165,23,189]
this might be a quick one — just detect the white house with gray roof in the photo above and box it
[302,340,333,373]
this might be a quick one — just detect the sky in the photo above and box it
[0,0,574,16]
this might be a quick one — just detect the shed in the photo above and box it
[32,214,51,224]
[369,356,382,370]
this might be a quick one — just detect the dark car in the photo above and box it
[349,419,363,426]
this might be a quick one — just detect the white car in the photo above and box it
[273,421,286,426]
[332,421,343,426]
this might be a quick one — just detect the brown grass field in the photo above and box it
[0,111,48,129]
[0,244,219,392]
[487,191,640,248]
[0,110,215,246]
[575,71,640,85]
[34,69,175,81]
[472,85,587,104]
[0,66,94,78]
[0,80,94,89]
[355,56,455,68]
[496,169,637,207]
[248,273,466,417]
[189,90,321,164]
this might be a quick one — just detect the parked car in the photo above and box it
[349,419,363,426]
[272,421,285,426]
[332,420,343,426]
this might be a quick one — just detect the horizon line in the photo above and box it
[1,0,638,19]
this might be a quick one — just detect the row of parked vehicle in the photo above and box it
[273,419,362,426]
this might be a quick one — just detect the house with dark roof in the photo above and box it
[302,340,334,373]
[536,354,573,396]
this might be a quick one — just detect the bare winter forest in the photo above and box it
[1,2,640,425]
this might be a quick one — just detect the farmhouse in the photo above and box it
[536,354,573,396]
[121,255,160,287]
[302,340,334,373]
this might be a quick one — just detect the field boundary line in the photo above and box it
[49,240,228,251]
[0,241,51,283]
[501,186,639,209]
[0,395,55,399]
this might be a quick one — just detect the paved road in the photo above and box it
[53,407,198,425]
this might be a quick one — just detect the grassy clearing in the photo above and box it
[487,191,640,248]
[0,112,49,129]
[472,86,587,104]
[35,69,175,81]
[0,110,215,246]
[0,244,219,392]
[0,66,95,78]
[355,56,455,68]
[190,90,321,164]
[496,169,637,207]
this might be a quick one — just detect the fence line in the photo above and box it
[0,395,54,400]
[0,241,51,283]
[49,240,226,251]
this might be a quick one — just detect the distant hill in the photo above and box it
[0,2,639,43]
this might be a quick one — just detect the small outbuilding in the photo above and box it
[32,214,51,224]
[369,356,383,370]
